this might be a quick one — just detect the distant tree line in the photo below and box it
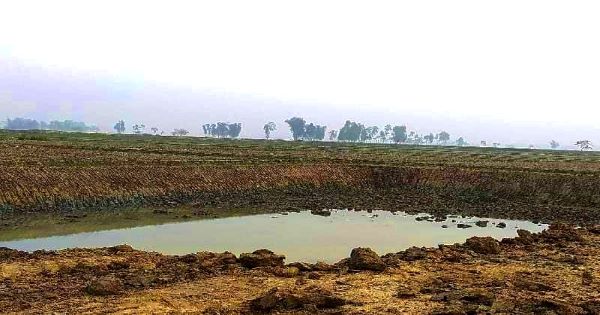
[202,122,242,138]
[10,116,590,151]
[171,129,189,136]
[295,118,458,146]
[3,117,99,132]
[284,117,327,141]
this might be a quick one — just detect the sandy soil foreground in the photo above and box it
[1,224,599,314]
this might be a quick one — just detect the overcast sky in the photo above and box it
[0,1,598,147]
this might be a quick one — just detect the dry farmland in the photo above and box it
[2,130,600,314]
[1,130,600,223]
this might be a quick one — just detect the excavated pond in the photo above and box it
[0,210,546,263]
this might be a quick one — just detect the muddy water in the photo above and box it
[0,210,546,263]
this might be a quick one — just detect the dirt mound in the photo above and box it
[107,244,134,254]
[249,287,348,312]
[239,249,285,269]
[398,247,429,261]
[348,247,386,271]
[464,236,501,254]
[539,224,586,243]
[0,247,29,260]
[85,276,124,296]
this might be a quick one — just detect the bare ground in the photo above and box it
[1,224,599,314]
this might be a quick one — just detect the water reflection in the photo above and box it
[0,210,546,263]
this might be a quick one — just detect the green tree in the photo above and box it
[263,122,277,139]
[132,124,145,135]
[413,134,424,145]
[392,125,407,143]
[285,117,306,140]
[315,125,326,140]
[575,140,592,151]
[384,124,392,142]
[215,122,229,138]
[202,124,211,136]
[302,123,326,141]
[456,137,467,146]
[437,131,450,144]
[363,126,379,142]
[338,121,365,142]
[378,130,386,142]
[172,128,189,136]
[304,123,317,140]
[228,123,242,138]
[550,140,559,149]
[113,120,126,134]
[424,133,435,144]
[328,130,338,141]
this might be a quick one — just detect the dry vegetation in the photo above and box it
[2,130,600,314]
[1,130,600,224]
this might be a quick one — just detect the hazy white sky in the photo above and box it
[0,1,599,145]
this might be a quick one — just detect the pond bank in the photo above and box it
[3,184,600,229]
[1,224,598,314]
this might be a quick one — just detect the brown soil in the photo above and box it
[2,132,600,225]
[3,132,600,314]
[2,224,599,314]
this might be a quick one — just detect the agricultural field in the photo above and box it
[1,130,600,314]
[1,130,600,223]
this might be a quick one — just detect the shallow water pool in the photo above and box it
[0,210,546,263]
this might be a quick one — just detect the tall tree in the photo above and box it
[202,124,211,136]
[338,121,365,142]
[328,130,338,141]
[215,122,229,138]
[437,131,450,144]
[371,126,379,141]
[285,117,306,141]
[379,130,387,143]
[384,124,392,142]
[575,140,593,151]
[263,122,277,139]
[132,124,145,135]
[228,123,242,138]
[113,120,126,134]
[407,131,416,144]
[304,123,317,140]
[550,140,560,149]
[456,137,467,146]
[363,126,379,142]
[424,133,435,144]
[392,125,407,144]
[407,131,425,145]
[315,125,326,140]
